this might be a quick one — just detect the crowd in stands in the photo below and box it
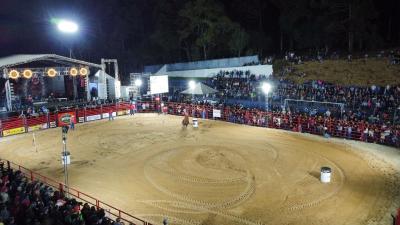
[205,70,400,125]
[168,102,400,148]
[0,162,130,225]
[280,49,400,65]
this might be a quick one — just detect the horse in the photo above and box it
[182,114,189,127]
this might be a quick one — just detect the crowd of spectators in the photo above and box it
[204,70,400,127]
[168,102,400,148]
[0,163,130,225]
[280,49,400,65]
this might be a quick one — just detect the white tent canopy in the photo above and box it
[181,83,218,95]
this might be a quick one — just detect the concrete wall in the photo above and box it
[155,64,273,78]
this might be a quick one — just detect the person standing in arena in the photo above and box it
[109,109,114,121]
[129,102,136,116]
[70,118,75,130]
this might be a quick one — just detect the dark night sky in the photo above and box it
[1,0,399,77]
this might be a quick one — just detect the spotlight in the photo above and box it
[8,69,20,79]
[79,67,89,76]
[70,67,78,76]
[134,79,142,87]
[189,80,196,89]
[47,68,57,77]
[22,69,33,79]
[57,20,78,33]
[261,82,272,94]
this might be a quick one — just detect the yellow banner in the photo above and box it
[117,111,126,116]
[3,127,25,137]
[28,124,42,132]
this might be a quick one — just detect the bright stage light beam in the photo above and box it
[57,19,78,33]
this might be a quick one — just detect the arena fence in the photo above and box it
[0,159,152,225]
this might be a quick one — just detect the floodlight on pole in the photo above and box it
[261,82,272,113]
[134,79,143,87]
[262,82,272,94]
[57,19,78,33]
[189,80,196,89]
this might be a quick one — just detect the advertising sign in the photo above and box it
[49,121,57,128]
[150,75,169,94]
[3,127,25,136]
[102,112,116,118]
[86,114,101,122]
[213,109,221,118]
[28,123,48,132]
[58,112,76,126]
[78,117,85,123]
[117,111,126,116]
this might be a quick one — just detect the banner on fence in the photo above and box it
[3,127,25,136]
[102,112,116,118]
[213,109,221,118]
[78,117,85,123]
[49,121,57,128]
[28,123,48,132]
[86,114,101,122]
[58,112,76,126]
[117,111,126,116]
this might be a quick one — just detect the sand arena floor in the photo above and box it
[0,114,399,225]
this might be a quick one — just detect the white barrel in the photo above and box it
[192,118,198,128]
[320,167,331,183]
[61,152,71,165]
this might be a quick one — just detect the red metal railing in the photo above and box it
[3,159,151,225]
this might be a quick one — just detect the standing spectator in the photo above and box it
[109,109,114,121]
[129,102,136,116]
[347,125,352,139]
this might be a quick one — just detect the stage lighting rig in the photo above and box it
[8,70,20,79]
[23,69,33,79]
[47,68,57,77]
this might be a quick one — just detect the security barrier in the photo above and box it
[2,159,152,225]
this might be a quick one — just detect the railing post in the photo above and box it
[55,111,59,127]
[7,161,10,171]
[84,107,87,122]
[59,183,63,193]
[30,171,34,181]
[23,116,28,133]
[46,112,50,129]
[0,119,2,137]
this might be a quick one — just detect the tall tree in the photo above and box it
[229,24,249,57]
[179,0,234,60]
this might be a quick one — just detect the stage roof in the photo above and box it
[0,54,102,69]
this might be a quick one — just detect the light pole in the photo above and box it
[61,126,70,197]
[189,80,196,102]
[56,19,79,100]
[262,82,272,111]
[56,19,79,58]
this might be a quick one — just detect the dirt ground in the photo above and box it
[0,114,399,225]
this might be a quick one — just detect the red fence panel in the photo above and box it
[2,159,151,225]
